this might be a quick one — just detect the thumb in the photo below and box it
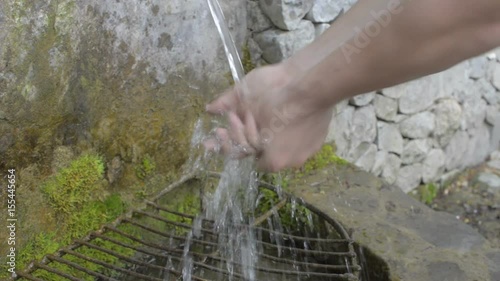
[206,87,240,114]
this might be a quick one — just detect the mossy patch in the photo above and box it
[262,143,349,189]
[0,154,129,279]
[411,183,439,205]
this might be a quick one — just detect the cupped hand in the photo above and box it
[204,63,333,172]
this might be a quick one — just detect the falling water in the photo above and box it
[178,0,260,280]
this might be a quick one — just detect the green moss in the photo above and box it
[413,183,439,205]
[255,189,312,233]
[5,153,129,278]
[135,154,156,180]
[242,44,256,74]
[302,144,349,173]
[42,153,105,215]
[262,144,348,188]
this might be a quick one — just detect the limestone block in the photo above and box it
[254,20,315,63]
[259,0,314,31]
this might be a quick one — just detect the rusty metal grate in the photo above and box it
[12,173,361,281]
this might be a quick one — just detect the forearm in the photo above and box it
[284,0,500,109]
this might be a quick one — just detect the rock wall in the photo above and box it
[0,0,246,175]
[246,0,500,192]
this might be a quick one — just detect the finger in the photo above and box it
[206,87,240,114]
[215,128,233,156]
[244,110,260,151]
[202,137,219,152]
[228,111,256,157]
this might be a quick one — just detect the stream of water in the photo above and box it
[177,0,260,280]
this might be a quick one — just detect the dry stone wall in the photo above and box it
[246,0,500,192]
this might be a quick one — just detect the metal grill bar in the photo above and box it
[12,173,361,281]
[126,215,354,257]
[147,201,350,243]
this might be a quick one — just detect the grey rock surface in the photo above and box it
[401,139,431,165]
[382,153,401,185]
[486,105,500,125]
[349,92,375,107]
[377,121,403,155]
[445,130,469,171]
[399,75,440,114]
[464,124,491,167]
[493,62,500,90]
[254,20,315,63]
[374,93,398,121]
[305,0,342,23]
[432,98,462,146]
[399,111,435,139]
[462,96,487,130]
[247,0,273,32]
[469,56,488,80]
[350,142,377,172]
[478,172,500,191]
[314,23,330,38]
[422,149,446,183]
[258,0,314,30]
[350,105,377,148]
[396,163,423,192]
[487,160,500,170]
[246,37,263,66]
[288,163,497,281]
[326,105,355,156]
[478,78,500,105]
[371,150,388,177]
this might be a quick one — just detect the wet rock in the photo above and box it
[374,93,397,121]
[326,104,354,155]
[432,98,462,146]
[254,20,315,63]
[445,130,469,171]
[492,62,500,90]
[247,0,273,32]
[371,150,388,177]
[258,0,314,31]
[401,139,431,165]
[422,149,446,183]
[399,75,440,114]
[399,111,435,139]
[313,23,330,38]
[349,92,375,106]
[107,156,124,184]
[382,153,401,185]
[396,163,422,192]
[305,0,342,23]
[377,121,403,155]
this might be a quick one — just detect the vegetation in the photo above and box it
[0,154,132,280]
[135,154,156,180]
[414,183,439,205]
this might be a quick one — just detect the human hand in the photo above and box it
[204,63,333,172]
